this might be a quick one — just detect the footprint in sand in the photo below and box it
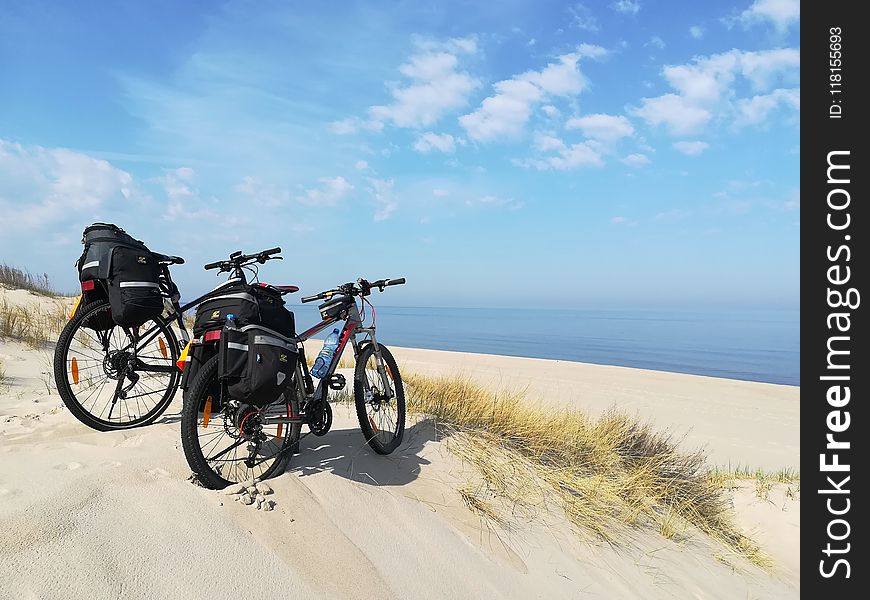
[118,434,146,448]
[100,461,123,468]
[53,462,84,471]
[144,467,171,479]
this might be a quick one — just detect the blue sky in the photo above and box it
[0,0,799,308]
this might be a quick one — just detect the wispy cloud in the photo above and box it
[368,38,479,129]
[297,176,353,206]
[611,1,641,16]
[0,138,134,228]
[631,48,799,135]
[734,0,800,32]
[672,140,710,156]
[460,46,605,142]
[413,132,459,154]
[368,177,398,221]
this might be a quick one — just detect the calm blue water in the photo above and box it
[287,305,800,386]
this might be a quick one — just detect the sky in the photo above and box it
[0,0,800,309]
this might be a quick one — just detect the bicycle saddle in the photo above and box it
[153,253,185,265]
[257,283,299,296]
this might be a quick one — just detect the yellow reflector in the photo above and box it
[71,357,79,385]
[275,423,283,442]
[176,341,191,371]
[368,415,379,433]
[203,396,212,428]
[70,295,82,320]
[158,336,167,359]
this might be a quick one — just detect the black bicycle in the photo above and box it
[52,247,284,431]
[180,252,406,489]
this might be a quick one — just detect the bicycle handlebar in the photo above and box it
[300,277,406,303]
[204,247,283,271]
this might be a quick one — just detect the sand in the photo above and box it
[0,286,800,599]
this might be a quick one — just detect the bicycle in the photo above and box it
[180,255,406,489]
[53,247,286,431]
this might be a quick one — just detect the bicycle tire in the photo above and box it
[180,355,300,489]
[353,343,405,454]
[53,299,181,431]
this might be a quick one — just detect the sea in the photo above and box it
[287,304,800,387]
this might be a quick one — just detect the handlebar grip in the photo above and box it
[386,277,405,286]
[300,295,319,303]
[204,261,223,270]
[263,247,281,256]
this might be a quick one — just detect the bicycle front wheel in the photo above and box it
[53,299,181,431]
[354,343,405,454]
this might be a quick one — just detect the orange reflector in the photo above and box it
[275,423,283,442]
[70,295,82,320]
[158,337,167,359]
[386,365,394,381]
[368,415,379,433]
[71,357,79,385]
[203,396,212,428]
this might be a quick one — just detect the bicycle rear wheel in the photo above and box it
[354,343,405,454]
[180,355,301,489]
[53,299,181,431]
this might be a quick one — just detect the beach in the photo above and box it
[0,286,800,599]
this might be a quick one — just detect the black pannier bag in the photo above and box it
[105,247,164,327]
[219,325,297,407]
[253,284,295,338]
[180,342,216,393]
[192,281,260,337]
[193,282,295,338]
[76,223,163,329]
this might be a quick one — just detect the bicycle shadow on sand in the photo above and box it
[287,417,435,487]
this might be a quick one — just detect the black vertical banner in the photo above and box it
[803,3,868,596]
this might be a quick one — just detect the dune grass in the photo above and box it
[0,298,69,348]
[402,374,770,568]
[707,466,800,501]
[0,263,58,296]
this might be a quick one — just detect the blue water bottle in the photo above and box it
[311,329,340,378]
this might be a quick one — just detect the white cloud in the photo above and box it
[369,45,479,129]
[432,188,449,197]
[611,0,641,15]
[576,43,609,60]
[739,0,800,32]
[328,117,383,135]
[631,94,712,135]
[354,160,369,170]
[672,140,710,156]
[632,48,799,135]
[368,178,398,221]
[565,114,635,142]
[522,140,604,170]
[610,216,629,224]
[460,49,597,142]
[297,176,353,206]
[689,25,705,39]
[570,3,599,32]
[735,88,800,126]
[621,153,651,167]
[413,132,457,154]
[646,36,665,49]
[0,138,134,227]
[541,104,561,118]
[412,35,478,55]
[467,195,524,210]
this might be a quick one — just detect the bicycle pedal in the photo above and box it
[327,374,346,391]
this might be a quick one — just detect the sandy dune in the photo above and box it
[0,287,799,599]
